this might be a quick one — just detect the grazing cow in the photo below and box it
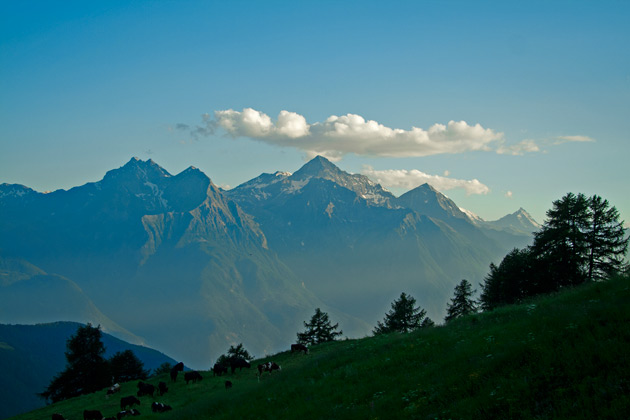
[136,381,155,397]
[184,370,203,384]
[158,381,168,396]
[83,410,103,420]
[257,361,281,376]
[291,343,309,354]
[52,414,65,420]
[230,358,251,374]
[225,380,233,390]
[117,409,141,419]
[107,383,121,395]
[213,363,228,377]
[170,361,184,382]
[151,402,173,413]
[120,395,141,410]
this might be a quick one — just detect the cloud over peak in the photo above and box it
[362,166,490,196]
[204,108,505,159]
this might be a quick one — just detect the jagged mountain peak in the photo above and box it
[485,207,541,235]
[396,183,470,221]
[292,155,342,180]
[103,157,172,184]
[228,156,394,207]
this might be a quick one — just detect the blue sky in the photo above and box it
[1,0,629,225]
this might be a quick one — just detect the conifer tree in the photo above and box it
[109,350,149,383]
[216,343,254,366]
[297,308,343,345]
[586,195,629,281]
[40,323,110,403]
[531,192,590,288]
[445,279,477,322]
[373,292,429,334]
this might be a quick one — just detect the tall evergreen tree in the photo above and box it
[531,192,590,289]
[481,192,629,311]
[40,324,110,403]
[297,308,343,345]
[373,292,429,334]
[445,279,477,322]
[109,350,149,383]
[586,195,629,281]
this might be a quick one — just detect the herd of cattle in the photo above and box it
[51,343,309,420]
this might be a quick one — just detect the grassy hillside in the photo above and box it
[0,322,177,420]
[11,274,630,420]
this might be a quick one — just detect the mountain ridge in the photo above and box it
[0,156,537,368]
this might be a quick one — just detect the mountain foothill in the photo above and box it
[0,156,539,369]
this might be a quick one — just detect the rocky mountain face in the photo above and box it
[0,156,537,368]
[0,158,350,368]
[226,156,536,324]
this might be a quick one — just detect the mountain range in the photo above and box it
[0,156,539,368]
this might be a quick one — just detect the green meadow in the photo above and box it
[12,273,630,420]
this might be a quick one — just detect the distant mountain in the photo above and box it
[227,156,537,324]
[0,158,352,368]
[0,257,142,345]
[395,183,471,222]
[228,155,395,208]
[484,207,541,235]
[0,321,177,419]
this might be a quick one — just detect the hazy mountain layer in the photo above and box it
[0,159,354,368]
[0,156,536,367]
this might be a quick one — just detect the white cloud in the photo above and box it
[361,166,490,196]
[497,139,540,155]
[178,108,594,159]
[208,108,505,158]
[555,135,595,143]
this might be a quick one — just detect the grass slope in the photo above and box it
[0,322,177,420]
[11,274,630,420]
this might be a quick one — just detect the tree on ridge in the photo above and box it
[297,308,343,345]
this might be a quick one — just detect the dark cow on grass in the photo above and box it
[136,381,155,397]
[291,343,309,354]
[158,381,168,396]
[120,395,141,410]
[117,409,141,419]
[152,402,173,413]
[184,370,203,384]
[83,410,102,420]
[257,361,281,376]
[52,414,65,420]
[213,363,228,377]
[230,358,251,374]
[170,361,184,382]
